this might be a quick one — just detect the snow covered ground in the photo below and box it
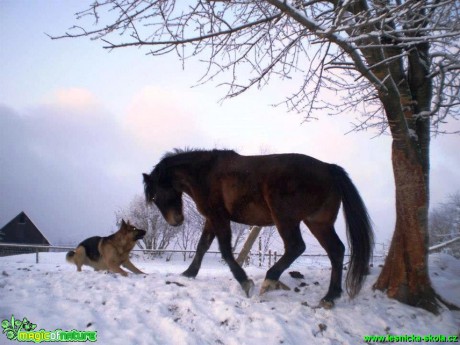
[1,251,458,344]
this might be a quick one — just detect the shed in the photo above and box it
[0,212,50,256]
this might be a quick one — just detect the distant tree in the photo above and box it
[231,222,249,252]
[119,194,248,260]
[175,195,205,260]
[260,226,277,254]
[429,192,460,258]
[115,195,181,251]
[54,0,460,313]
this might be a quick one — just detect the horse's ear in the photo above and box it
[143,173,150,183]
[121,219,126,226]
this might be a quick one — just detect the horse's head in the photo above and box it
[143,169,184,227]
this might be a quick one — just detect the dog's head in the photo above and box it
[119,219,147,241]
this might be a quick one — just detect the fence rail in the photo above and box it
[0,242,387,268]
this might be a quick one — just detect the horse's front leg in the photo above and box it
[215,220,254,297]
[182,220,215,278]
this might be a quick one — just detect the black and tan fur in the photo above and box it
[66,220,146,276]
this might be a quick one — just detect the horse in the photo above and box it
[143,149,374,308]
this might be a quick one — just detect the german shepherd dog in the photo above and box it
[66,220,147,276]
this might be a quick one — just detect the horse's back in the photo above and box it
[230,153,334,192]
[214,152,337,225]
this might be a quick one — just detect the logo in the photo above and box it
[1,315,97,343]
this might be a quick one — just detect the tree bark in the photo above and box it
[374,140,439,314]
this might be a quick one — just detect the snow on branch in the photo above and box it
[429,237,460,253]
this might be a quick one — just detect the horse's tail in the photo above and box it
[330,164,374,298]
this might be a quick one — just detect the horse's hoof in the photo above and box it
[319,299,334,309]
[241,279,255,298]
[181,270,197,278]
[259,279,291,295]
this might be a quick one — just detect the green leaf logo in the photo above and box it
[1,315,36,341]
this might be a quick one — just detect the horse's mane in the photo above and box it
[161,147,236,160]
[160,147,202,160]
[151,148,237,176]
[144,148,237,200]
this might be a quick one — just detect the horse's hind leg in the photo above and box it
[305,220,345,308]
[260,223,306,294]
[182,220,215,278]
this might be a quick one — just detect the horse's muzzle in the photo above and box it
[135,229,147,240]
[167,212,184,227]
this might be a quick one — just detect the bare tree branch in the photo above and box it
[50,0,460,133]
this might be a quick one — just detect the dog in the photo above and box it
[66,219,147,276]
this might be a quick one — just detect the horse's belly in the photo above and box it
[228,201,274,226]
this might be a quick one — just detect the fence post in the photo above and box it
[258,236,262,267]
[36,248,39,264]
[268,249,272,267]
[274,251,277,264]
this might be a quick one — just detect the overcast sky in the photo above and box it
[1,1,459,247]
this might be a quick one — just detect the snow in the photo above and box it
[1,252,459,344]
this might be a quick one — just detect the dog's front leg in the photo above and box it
[122,260,145,274]
[106,261,129,276]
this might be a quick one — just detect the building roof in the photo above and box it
[0,211,51,245]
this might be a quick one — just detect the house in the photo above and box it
[0,212,50,255]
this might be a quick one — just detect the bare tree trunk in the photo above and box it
[236,226,262,266]
[374,139,439,313]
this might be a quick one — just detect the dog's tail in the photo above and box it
[66,250,76,264]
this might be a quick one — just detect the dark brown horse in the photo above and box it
[143,149,373,308]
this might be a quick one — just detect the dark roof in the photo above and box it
[0,212,50,245]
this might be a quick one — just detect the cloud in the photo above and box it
[43,88,99,110]
[0,91,148,244]
[123,86,208,153]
